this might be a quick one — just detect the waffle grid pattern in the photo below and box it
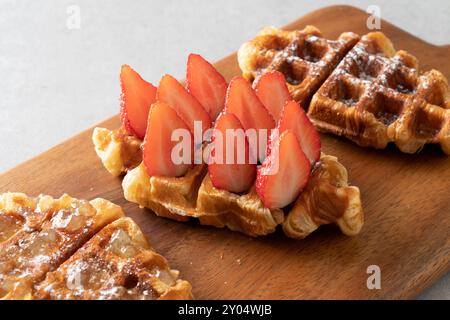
[308,32,450,153]
[238,26,360,107]
[239,26,450,153]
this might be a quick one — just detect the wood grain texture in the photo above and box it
[0,5,449,299]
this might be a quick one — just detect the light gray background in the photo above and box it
[0,0,448,299]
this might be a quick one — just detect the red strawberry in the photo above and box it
[224,76,275,163]
[157,74,212,136]
[254,71,292,122]
[256,130,311,209]
[186,54,228,120]
[208,112,256,193]
[143,102,193,177]
[120,65,157,139]
[278,100,321,163]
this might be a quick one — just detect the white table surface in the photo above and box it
[0,0,448,299]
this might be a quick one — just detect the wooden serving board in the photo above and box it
[1,5,449,299]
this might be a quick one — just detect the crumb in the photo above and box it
[224,281,228,285]
[236,259,242,265]
[220,252,224,260]
[89,187,94,191]
[190,261,193,265]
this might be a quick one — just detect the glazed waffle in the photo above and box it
[0,193,192,300]
[93,128,364,238]
[0,193,124,299]
[308,32,450,153]
[35,217,193,300]
[238,26,360,107]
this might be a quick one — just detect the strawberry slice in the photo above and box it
[143,102,192,177]
[254,71,292,122]
[120,65,157,139]
[208,112,256,193]
[278,100,321,163]
[224,76,275,163]
[256,130,311,209]
[157,74,212,137]
[186,54,228,120]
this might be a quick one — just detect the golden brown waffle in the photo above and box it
[35,217,193,300]
[0,193,124,299]
[238,26,360,107]
[93,128,363,238]
[308,32,450,154]
[0,193,192,300]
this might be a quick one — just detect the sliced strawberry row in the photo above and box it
[120,55,225,178]
[143,73,210,178]
[120,55,226,142]
[208,75,291,194]
[121,54,321,209]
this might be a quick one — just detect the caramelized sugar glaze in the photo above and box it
[0,193,192,300]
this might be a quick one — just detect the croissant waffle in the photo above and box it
[93,128,364,238]
[308,32,450,153]
[0,193,192,300]
[35,217,193,300]
[238,25,360,107]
